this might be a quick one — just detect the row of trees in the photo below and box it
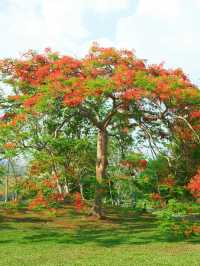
[0,44,199,218]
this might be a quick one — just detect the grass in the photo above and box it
[0,205,200,266]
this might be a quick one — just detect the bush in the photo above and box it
[155,199,191,239]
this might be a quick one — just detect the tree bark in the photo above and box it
[5,176,8,202]
[90,129,108,218]
[79,183,85,200]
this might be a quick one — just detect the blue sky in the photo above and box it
[0,0,199,85]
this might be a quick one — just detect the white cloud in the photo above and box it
[137,0,181,19]
[87,0,129,12]
[115,0,200,83]
[0,0,129,58]
[42,0,88,40]
[0,0,88,57]
[194,0,200,8]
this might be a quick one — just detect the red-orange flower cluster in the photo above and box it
[10,113,27,126]
[187,168,200,198]
[159,177,175,187]
[43,179,56,189]
[75,192,84,212]
[23,94,43,108]
[3,142,16,149]
[139,159,148,169]
[63,91,84,107]
[150,192,162,201]
[28,192,48,210]
[191,111,200,119]
[123,88,144,101]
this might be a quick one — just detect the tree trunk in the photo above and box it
[90,129,108,218]
[5,176,8,202]
[108,180,114,205]
[79,183,85,200]
[64,183,69,195]
[56,179,62,194]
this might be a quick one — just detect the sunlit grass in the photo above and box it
[0,206,200,266]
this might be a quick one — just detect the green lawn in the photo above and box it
[0,206,200,266]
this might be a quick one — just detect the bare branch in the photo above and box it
[175,115,200,143]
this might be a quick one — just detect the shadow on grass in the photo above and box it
[0,209,51,224]
[22,223,200,247]
[1,206,200,247]
[0,223,15,231]
[22,212,164,247]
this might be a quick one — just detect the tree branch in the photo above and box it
[78,106,102,129]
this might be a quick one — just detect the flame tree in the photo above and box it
[0,44,199,217]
